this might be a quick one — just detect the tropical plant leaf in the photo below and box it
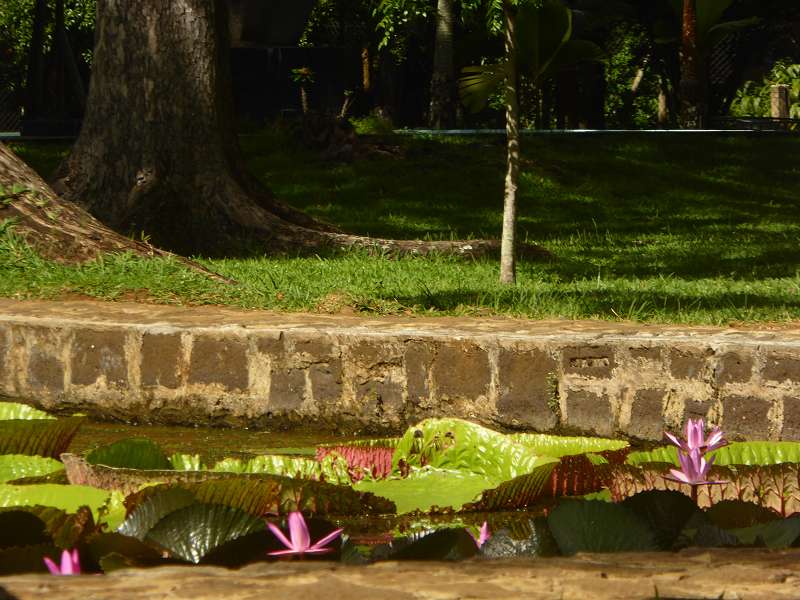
[355,468,491,514]
[729,516,800,549]
[0,402,55,420]
[392,418,546,482]
[85,438,173,470]
[144,503,266,564]
[85,532,167,572]
[170,453,204,471]
[391,528,478,561]
[209,454,352,485]
[0,483,110,520]
[127,475,396,518]
[0,542,58,574]
[708,442,800,466]
[625,446,678,466]
[316,445,394,482]
[118,487,197,540]
[458,63,509,113]
[705,500,779,529]
[540,39,606,81]
[0,455,64,483]
[0,510,50,548]
[509,433,628,458]
[621,490,698,550]
[466,459,559,511]
[516,0,573,79]
[547,500,659,555]
[0,417,85,458]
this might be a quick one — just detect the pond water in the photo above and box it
[68,421,368,462]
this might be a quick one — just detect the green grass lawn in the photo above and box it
[5,130,800,325]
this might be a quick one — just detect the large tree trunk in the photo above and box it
[679,0,705,128]
[55,0,508,259]
[499,1,520,285]
[428,0,456,129]
[0,143,226,282]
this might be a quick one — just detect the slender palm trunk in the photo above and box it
[679,0,703,128]
[429,0,456,129]
[500,1,520,285]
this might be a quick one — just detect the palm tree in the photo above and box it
[429,0,457,128]
[679,0,703,128]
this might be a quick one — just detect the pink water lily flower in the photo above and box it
[267,511,343,556]
[468,522,491,548]
[666,448,722,486]
[665,418,727,454]
[44,549,81,576]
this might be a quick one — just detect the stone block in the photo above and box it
[0,325,8,383]
[405,342,434,404]
[309,359,342,404]
[496,347,558,429]
[357,378,404,418]
[721,395,772,440]
[762,352,800,384]
[682,399,713,423]
[141,333,182,388]
[71,329,128,387]
[255,335,285,358]
[562,346,615,379]
[563,389,614,436]
[629,346,662,362]
[432,342,490,398]
[188,336,248,392]
[669,348,709,380]
[781,396,800,440]
[269,368,306,410]
[350,340,402,368]
[27,348,64,391]
[628,389,667,440]
[714,351,754,385]
[294,337,336,360]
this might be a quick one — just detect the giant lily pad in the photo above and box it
[0,455,64,483]
[510,433,628,458]
[0,483,110,521]
[0,402,55,420]
[709,442,800,466]
[86,438,173,470]
[0,416,84,458]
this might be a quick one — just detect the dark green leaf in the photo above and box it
[145,503,265,564]
[392,528,478,561]
[548,500,659,555]
[0,511,50,548]
[86,438,172,470]
[118,487,197,540]
[706,500,780,529]
[622,490,698,549]
[729,517,800,549]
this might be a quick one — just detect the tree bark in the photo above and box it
[24,0,48,119]
[54,0,509,260]
[428,0,456,129]
[679,0,705,128]
[500,1,520,285]
[0,143,227,282]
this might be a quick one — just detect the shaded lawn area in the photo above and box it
[5,131,800,325]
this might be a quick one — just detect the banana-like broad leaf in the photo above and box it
[0,455,64,483]
[0,402,55,420]
[516,0,572,79]
[459,63,509,113]
[548,499,660,555]
[85,438,173,470]
[539,39,606,81]
[706,17,760,48]
[0,416,85,458]
[144,503,266,564]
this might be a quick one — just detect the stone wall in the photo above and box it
[2,299,800,440]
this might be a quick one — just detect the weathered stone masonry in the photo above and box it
[2,299,800,440]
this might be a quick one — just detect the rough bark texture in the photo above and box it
[679,0,705,129]
[500,2,520,285]
[428,0,456,129]
[55,0,516,260]
[0,143,228,282]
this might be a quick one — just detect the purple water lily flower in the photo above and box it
[665,418,727,454]
[665,448,723,486]
[267,511,343,556]
[44,549,81,576]
[468,522,491,548]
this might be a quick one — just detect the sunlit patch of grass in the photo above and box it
[5,131,800,324]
